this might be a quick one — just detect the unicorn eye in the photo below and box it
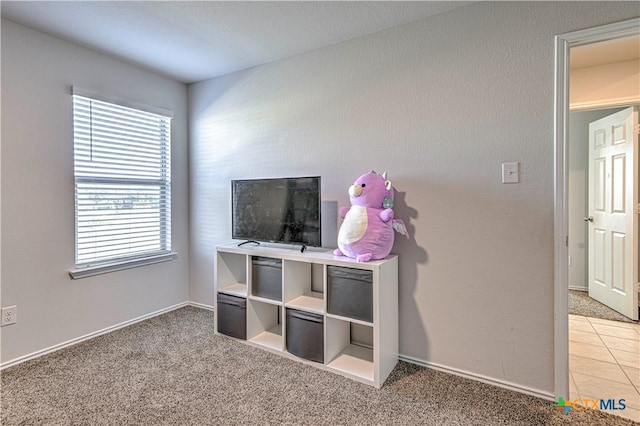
[361,184,366,188]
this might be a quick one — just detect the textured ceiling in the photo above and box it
[1,1,473,84]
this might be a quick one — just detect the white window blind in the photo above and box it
[73,94,172,270]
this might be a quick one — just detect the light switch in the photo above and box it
[502,162,519,184]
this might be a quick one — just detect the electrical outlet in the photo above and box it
[1,306,17,326]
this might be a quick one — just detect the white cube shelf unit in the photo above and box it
[214,242,398,388]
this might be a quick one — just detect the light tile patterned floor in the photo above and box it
[569,314,640,422]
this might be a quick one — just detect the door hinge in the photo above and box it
[635,124,640,135]
[566,236,569,247]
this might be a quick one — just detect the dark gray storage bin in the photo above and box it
[327,266,373,322]
[252,256,282,301]
[286,309,324,363]
[217,293,247,340]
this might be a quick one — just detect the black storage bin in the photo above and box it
[252,257,282,301]
[217,293,247,340]
[327,266,373,322]
[286,309,324,363]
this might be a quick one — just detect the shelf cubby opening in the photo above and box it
[325,317,374,382]
[327,266,373,323]
[285,308,324,363]
[217,252,247,296]
[216,293,247,340]
[251,256,283,302]
[283,262,325,314]
[247,300,283,352]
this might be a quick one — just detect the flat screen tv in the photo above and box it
[232,176,321,249]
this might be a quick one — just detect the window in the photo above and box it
[71,90,174,278]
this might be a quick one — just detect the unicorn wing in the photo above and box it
[391,219,409,238]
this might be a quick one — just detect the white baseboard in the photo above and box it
[0,302,188,370]
[569,286,588,292]
[1,302,555,403]
[398,354,555,402]
[188,301,215,311]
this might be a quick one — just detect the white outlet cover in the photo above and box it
[1,305,17,326]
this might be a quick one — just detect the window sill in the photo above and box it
[69,252,178,279]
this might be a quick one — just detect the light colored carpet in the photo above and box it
[1,306,636,425]
[569,290,638,323]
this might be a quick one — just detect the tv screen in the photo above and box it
[232,176,321,247]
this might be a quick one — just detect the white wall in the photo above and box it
[1,20,189,364]
[189,2,640,396]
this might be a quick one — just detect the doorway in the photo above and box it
[567,106,639,422]
[554,17,640,420]
[569,105,639,320]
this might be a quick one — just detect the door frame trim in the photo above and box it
[553,17,640,399]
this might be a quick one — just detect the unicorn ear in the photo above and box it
[385,180,392,191]
[382,171,387,180]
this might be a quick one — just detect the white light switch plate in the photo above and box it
[502,162,519,184]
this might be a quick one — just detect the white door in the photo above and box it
[587,106,639,320]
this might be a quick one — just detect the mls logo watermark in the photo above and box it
[555,397,627,414]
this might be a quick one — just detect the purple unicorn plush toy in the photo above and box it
[334,171,408,262]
